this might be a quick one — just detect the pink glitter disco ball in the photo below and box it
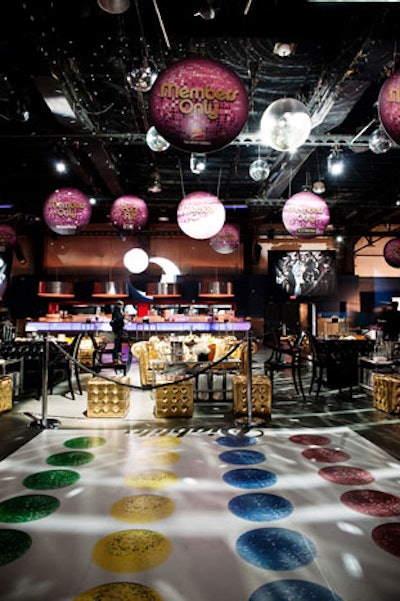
[0,224,17,251]
[378,71,400,145]
[177,191,226,239]
[209,223,240,254]
[43,188,91,235]
[282,191,330,238]
[148,57,249,154]
[383,238,400,268]
[110,196,149,231]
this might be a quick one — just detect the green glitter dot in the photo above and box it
[23,469,80,490]
[0,494,60,523]
[0,529,32,565]
[64,436,106,449]
[46,451,95,466]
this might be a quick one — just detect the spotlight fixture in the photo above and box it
[147,171,162,193]
[97,0,130,14]
[249,159,270,182]
[190,153,207,174]
[327,148,344,176]
[14,242,27,265]
[194,2,216,20]
[273,42,296,58]
[368,127,392,154]
[312,180,326,194]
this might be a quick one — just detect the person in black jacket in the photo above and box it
[110,300,125,361]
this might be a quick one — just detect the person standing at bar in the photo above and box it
[111,299,126,362]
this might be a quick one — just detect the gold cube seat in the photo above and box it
[232,374,272,418]
[0,376,12,413]
[87,375,130,417]
[373,373,400,414]
[154,377,194,418]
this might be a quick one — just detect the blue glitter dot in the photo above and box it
[236,527,317,570]
[223,468,277,489]
[216,434,257,447]
[249,579,344,601]
[229,493,293,522]
[219,450,266,465]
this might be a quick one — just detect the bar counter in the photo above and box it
[25,320,251,335]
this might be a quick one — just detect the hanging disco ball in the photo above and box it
[177,191,226,240]
[249,159,270,181]
[146,126,170,152]
[383,238,400,268]
[378,71,400,145]
[282,191,330,238]
[260,98,312,152]
[127,64,157,92]
[368,128,392,154]
[0,224,17,251]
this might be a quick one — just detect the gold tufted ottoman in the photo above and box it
[87,376,130,417]
[232,374,272,418]
[154,377,194,418]
[0,376,12,412]
[373,373,400,414]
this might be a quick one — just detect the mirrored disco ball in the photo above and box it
[368,128,392,154]
[249,159,270,181]
[260,98,312,152]
[146,126,170,152]
[127,66,157,92]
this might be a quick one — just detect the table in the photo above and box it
[152,358,241,402]
[358,356,399,395]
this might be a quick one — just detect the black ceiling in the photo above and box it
[1,0,400,241]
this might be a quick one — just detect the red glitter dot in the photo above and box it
[318,466,375,485]
[341,490,400,517]
[289,434,331,446]
[372,523,400,557]
[302,448,350,463]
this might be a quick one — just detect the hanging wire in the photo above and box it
[134,0,150,61]
[152,0,171,49]
[178,158,186,197]
[216,167,222,198]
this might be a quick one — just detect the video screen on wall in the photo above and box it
[269,250,337,298]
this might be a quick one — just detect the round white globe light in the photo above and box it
[123,248,149,273]
[260,98,312,152]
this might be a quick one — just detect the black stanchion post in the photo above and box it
[235,329,265,427]
[30,335,61,429]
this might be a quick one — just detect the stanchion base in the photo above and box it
[234,416,266,427]
[29,418,61,430]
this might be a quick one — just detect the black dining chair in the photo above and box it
[48,335,84,400]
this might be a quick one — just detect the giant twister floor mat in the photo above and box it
[0,426,399,601]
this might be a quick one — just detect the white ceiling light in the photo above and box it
[190,153,207,174]
[327,148,344,176]
[273,42,296,57]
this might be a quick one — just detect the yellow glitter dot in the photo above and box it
[125,470,178,490]
[111,494,175,523]
[92,529,171,572]
[135,451,180,466]
[138,436,181,448]
[74,581,163,600]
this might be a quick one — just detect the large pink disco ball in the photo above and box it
[378,71,400,145]
[383,238,400,268]
[209,223,240,254]
[282,191,330,238]
[148,57,249,154]
[110,196,149,231]
[177,191,226,239]
[43,188,91,235]
[0,224,17,252]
